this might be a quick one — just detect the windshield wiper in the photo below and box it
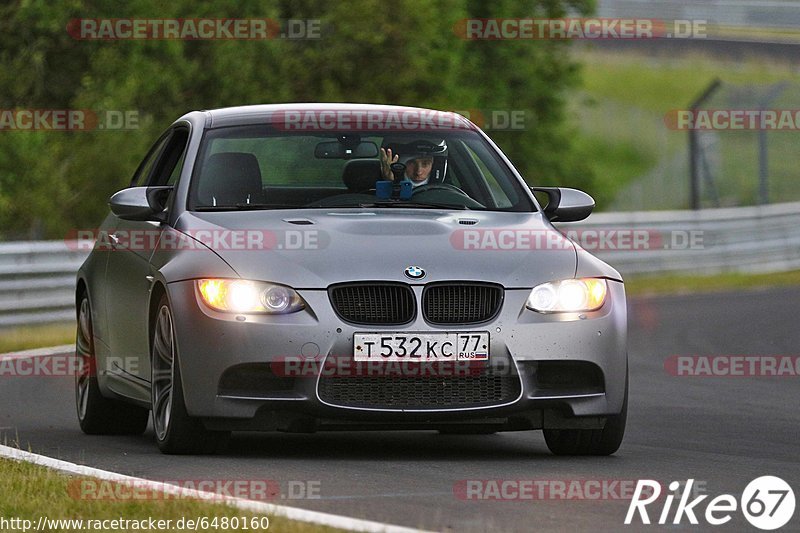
[356,201,469,210]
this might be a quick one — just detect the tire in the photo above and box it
[75,295,149,435]
[543,370,628,456]
[151,295,229,454]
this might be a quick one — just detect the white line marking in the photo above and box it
[0,444,430,533]
[317,491,452,500]
[0,345,432,532]
[0,344,74,361]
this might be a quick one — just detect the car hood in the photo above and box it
[174,209,577,289]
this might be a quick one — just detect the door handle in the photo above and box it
[108,233,120,248]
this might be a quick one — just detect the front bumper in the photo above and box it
[166,279,627,430]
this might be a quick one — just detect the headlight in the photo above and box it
[196,279,305,314]
[526,278,607,313]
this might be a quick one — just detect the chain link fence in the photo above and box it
[690,81,800,208]
[602,80,800,211]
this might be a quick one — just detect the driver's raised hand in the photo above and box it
[380,148,399,181]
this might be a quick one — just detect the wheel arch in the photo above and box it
[148,281,168,356]
[75,277,88,317]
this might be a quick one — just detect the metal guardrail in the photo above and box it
[567,200,800,276]
[0,241,87,327]
[597,0,800,31]
[2,201,799,327]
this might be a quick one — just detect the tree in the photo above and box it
[0,0,594,239]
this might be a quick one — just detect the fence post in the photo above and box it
[757,82,788,205]
[688,79,722,210]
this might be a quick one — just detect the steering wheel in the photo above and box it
[411,183,470,197]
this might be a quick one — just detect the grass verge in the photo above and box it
[0,323,75,353]
[576,47,800,114]
[0,457,343,533]
[624,270,800,297]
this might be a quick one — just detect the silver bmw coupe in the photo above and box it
[75,104,628,455]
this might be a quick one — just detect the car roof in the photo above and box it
[177,103,477,131]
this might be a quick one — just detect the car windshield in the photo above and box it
[188,124,535,212]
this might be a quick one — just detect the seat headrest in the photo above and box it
[342,159,381,192]
[197,152,264,206]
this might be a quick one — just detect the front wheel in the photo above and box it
[151,295,229,454]
[543,371,628,456]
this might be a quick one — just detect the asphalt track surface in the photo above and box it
[2,287,799,532]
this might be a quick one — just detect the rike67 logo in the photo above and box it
[626,477,795,530]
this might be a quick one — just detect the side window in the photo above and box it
[148,128,190,187]
[130,134,171,187]
[167,150,186,186]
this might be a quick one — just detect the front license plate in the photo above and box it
[353,332,489,362]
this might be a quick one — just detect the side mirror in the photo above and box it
[109,186,172,222]
[532,187,595,222]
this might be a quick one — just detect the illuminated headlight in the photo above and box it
[196,279,305,314]
[526,278,607,313]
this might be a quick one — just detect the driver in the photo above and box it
[379,139,446,188]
